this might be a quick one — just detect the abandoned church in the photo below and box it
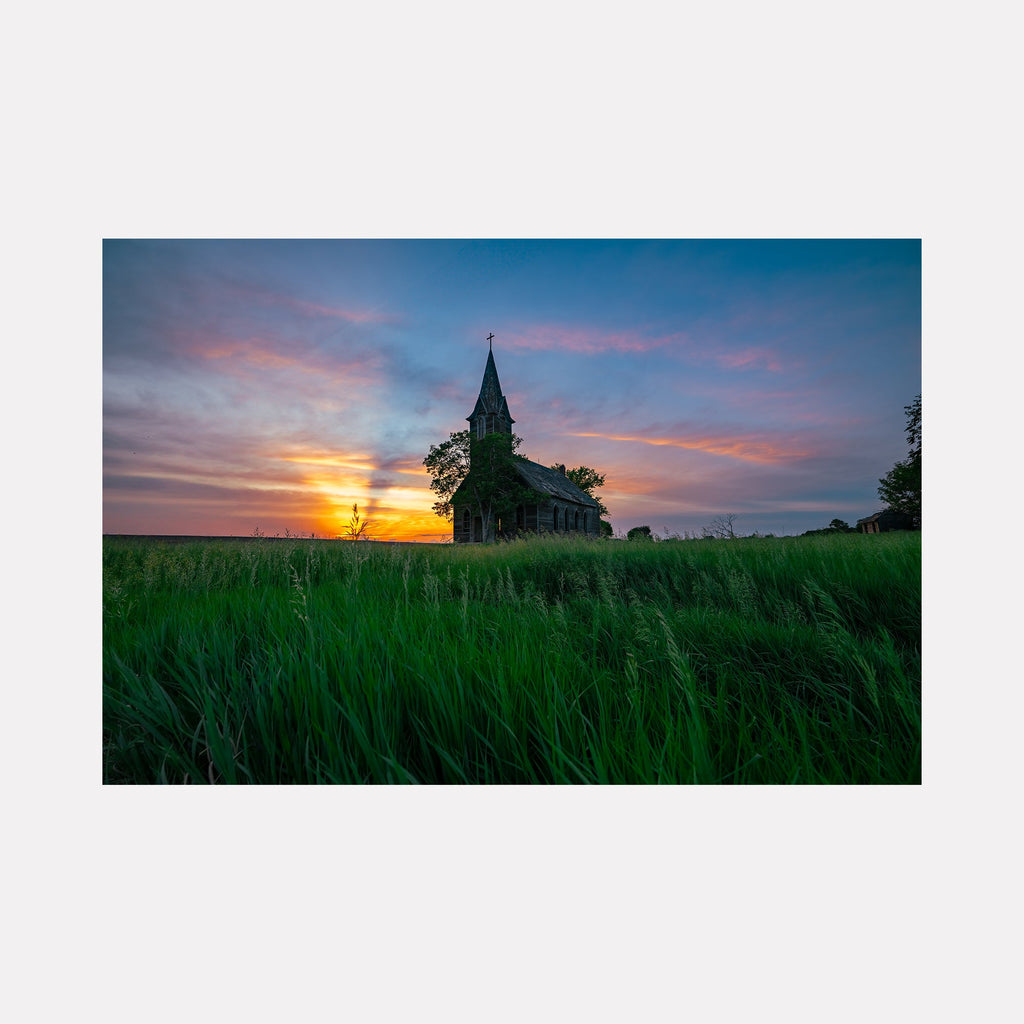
[452,342,600,543]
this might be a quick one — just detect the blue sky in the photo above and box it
[103,238,920,539]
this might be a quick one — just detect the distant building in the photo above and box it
[452,345,600,543]
[856,509,915,534]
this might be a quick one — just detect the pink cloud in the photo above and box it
[199,338,300,370]
[502,324,686,355]
[282,295,399,324]
[218,279,400,325]
[715,347,784,372]
[181,332,381,387]
[570,431,814,464]
[499,323,784,372]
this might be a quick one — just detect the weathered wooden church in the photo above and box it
[452,342,600,543]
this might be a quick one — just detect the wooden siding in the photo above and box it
[453,498,599,542]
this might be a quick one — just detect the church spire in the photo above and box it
[467,335,514,439]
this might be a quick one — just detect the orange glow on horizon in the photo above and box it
[313,501,450,542]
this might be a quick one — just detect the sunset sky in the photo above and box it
[103,239,920,541]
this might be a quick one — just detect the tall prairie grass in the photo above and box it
[103,532,920,784]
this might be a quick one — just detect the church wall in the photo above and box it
[538,500,600,538]
[536,503,555,534]
[453,506,473,544]
[452,498,599,542]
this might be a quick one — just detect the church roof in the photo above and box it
[452,457,599,507]
[467,348,514,425]
[514,460,600,506]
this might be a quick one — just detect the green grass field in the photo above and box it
[103,532,921,784]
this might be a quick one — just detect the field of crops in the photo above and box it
[102,532,921,784]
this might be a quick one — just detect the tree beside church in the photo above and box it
[877,394,921,529]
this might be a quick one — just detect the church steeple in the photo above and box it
[467,337,515,439]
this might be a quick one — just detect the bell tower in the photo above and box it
[467,334,514,440]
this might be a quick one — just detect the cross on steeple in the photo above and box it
[487,332,495,351]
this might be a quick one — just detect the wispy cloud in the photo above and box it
[502,324,685,355]
[239,284,400,325]
[501,321,788,375]
[191,334,383,387]
[570,430,814,463]
[713,347,784,373]
[276,452,379,471]
[197,337,305,371]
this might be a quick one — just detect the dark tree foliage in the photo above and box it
[878,394,921,528]
[627,525,654,541]
[559,465,610,519]
[802,518,855,537]
[424,429,541,543]
[464,433,542,542]
[703,513,739,539]
[423,429,472,522]
[904,394,922,463]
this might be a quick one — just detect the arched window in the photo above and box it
[574,510,580,531]
[553,506,560,532]
[462,509,470,535]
